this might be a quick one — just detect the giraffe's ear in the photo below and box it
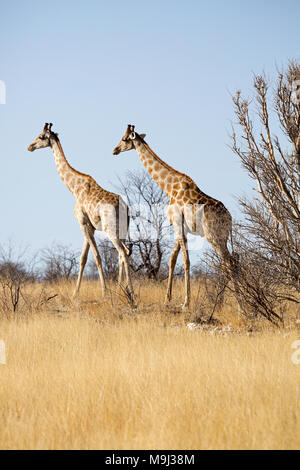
[140,134,146,140]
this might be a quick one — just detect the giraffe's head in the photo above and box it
[28,123,57,152]
[112,124,146,155]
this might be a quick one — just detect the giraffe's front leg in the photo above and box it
[73,237,90,297]
[165,206,190,308]
[81,224,106,298]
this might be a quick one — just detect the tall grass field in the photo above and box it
[0,279,299,449]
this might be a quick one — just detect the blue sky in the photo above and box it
[1,0,299,257]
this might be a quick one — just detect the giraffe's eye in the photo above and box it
[40,135,45,140]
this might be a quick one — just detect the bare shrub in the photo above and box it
[0,242,35,314]
[202,227,295,326]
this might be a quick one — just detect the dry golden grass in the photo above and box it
[0,279,299,450]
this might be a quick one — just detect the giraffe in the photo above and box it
[113,125,239,309]
[28,123,133,298]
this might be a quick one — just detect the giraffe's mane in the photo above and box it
[55,137,96,183]
[141,139,194,183]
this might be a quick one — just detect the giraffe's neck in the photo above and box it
[134,139,188,198]
[50,137,87,196]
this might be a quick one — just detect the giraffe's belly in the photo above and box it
[167,203,205,237]
[183,204,205,237]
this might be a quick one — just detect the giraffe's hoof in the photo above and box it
[181,302,190,310]
[101,292,107,301]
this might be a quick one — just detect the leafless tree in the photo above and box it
[115,170,174,280]
[40,243,79,281]
[231,62,300,288]
[226,61,300,322]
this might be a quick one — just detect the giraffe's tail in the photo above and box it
[228,228,240,273]
[223,236,247,314]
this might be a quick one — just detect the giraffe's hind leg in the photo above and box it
[109,236,134,298]
[179,236,191,309]
[165,239,181,304]
[119,241,132,284]
[101,205,133,299]
[203,211,247,316]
